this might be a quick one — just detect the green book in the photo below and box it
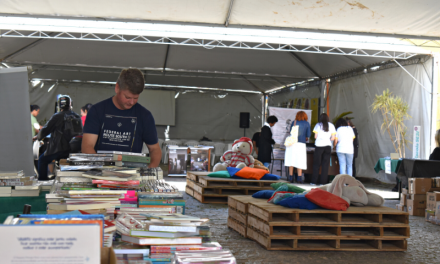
[113,154,150,163]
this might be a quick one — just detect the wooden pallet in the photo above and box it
[227,217,247,237]
[186,176,286,204]
[247,201,409,226]
[228,196,409,251]
[187,171,210,182]
[247,227,407,251]
[198,176,286,188]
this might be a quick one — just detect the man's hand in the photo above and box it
[147,142,162,168]
[32,136,38,141]
[81,133,99,154]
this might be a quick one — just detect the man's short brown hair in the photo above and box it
[117,68,145,94]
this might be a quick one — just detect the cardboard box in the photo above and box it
[396,204,407,212]
[402,188,408,195]
[435,201,440,221]
[425,209,435,222]
[407,200,425,216]
[101,247,117,264]
[426,192,440,211]
[400,194,407,206]
[409,178,432,194]
[408,194,427,208]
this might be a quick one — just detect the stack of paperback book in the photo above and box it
[0,171,40,197]
[138,190,185,214]
[48,189,128,220]
[174,250,237,264]
[115,213,217,264]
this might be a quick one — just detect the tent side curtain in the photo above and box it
[29,84,263,142]
[329,59,432,183]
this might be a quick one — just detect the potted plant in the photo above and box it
[371,89,411,158]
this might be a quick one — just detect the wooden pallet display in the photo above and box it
[228,196,409,251]
[186,173,287,204]
[226,196,259,237]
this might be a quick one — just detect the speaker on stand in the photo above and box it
[239,112,250,137]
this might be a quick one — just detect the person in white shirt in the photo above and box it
[334,118,356,176]
[311,113,336,185]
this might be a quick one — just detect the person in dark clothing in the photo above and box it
[346,118,359,177]
[311,113,336,185]
[252,131,261,156]
[35,95,77,181]
[258,116,278,168]
[429,129,440,160]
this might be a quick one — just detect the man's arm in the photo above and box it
[81,133,99,154]
[147,142,162,168]
[37,114,61,140]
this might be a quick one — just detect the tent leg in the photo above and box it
[431,55,439,153]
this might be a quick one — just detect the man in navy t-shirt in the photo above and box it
[81,68,162,168]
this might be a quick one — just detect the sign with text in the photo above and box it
[0,224,100,264]
[413,126,421,159]
[385,160,391,174]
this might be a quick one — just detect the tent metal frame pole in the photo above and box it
[431,55,439,153]
[0,30,421,59]
[289,52,322,79]
[224,0,235,27]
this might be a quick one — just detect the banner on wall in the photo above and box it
[413,126,421,159]
[268,107,312,147]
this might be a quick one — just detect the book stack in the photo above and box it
[115,213,214,264]
[174,250,237,264]
[113,242,150,263]
[48,189,128,220]
[138,191,186,215]
[0,171,40,197]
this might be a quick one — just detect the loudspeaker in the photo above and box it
[239,112,250,128]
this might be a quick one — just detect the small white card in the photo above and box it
[385,160,391,174]
[0,224,100,264]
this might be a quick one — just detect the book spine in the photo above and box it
[115,155,150,163]
[70,161,116,166]
[138,202,185,206]
[115,161,150,168]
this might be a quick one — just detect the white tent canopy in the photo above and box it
[2,0,440,39]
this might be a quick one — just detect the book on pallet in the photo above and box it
[121,234,202,245]
[115,161,150,168]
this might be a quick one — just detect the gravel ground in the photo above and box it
[163,169,440,264]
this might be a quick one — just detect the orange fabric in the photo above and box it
[234,167,267,180]
[305,188,349,211]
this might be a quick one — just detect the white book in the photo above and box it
[113,249,149,257]
[47,202,114,210]
[148,225,197,233]
[59,177,93,183]
[0,170,24,177]
[0,193,11,197]
[130,229,199,238]
[0,187,12,193]
[11,190,39,197]
[97,150,146,157]
[14,186,40,190]
[55,170,86,177]
[80,174,132,182]
[121,235,201,245]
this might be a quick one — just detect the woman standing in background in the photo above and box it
[285,111,311,183]
[334,118,355,176]
[311,113,336,185]
[346,118,359,177]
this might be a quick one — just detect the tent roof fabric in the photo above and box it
[2,0,440,39]
[0,1,437,93]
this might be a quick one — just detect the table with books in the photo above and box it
[0,170,50,222]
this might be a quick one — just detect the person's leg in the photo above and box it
[346,153,354,176]
[38,151,59,181]
[311,147,324,185]
[320,146,332,185]
[297,168,303,183]
[337,152,347,174]
[288,167,294,182]
[352,157,357,177]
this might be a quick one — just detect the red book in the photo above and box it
[92,180,140,185]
